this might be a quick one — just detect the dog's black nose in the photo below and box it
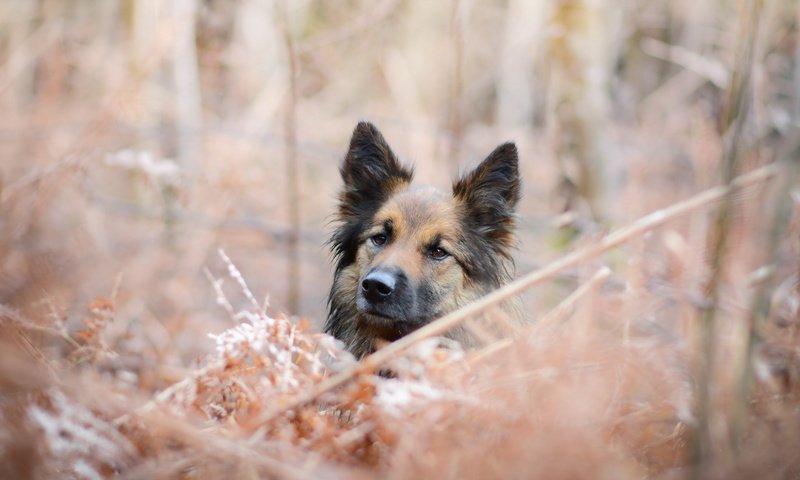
[361,270,396,303]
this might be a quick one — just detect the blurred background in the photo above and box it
[0,0,798,364]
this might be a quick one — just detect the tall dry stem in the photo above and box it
[731,132,800,447]
[279,0,301,315]
[690,0,760,474]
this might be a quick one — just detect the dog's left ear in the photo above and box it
[452,143,520,247]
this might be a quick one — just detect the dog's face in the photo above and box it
[353,188,470,341]
[326,122,520,357]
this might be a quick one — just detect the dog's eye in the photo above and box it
[429,247,449,259]
[371,234,387,246]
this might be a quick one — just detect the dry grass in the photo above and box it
[1,1,799,479]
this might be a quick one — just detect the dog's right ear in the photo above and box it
[339,122,413,213]
[331,122,413,268]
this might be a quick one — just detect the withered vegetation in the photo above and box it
[1,1,799,479]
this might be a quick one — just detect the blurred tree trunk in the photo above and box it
[171,0,202,185]
[496,0,544,127]
[279,0,301,316]
[447,0,468,175]
[546,0,616,219]
[795,6,800,122]
[235,0,285,134]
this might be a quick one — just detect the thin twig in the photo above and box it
[0,303,81,349]
[467,266,611,364]
[203,267,237,322]
[218,249,262,314]
[294,0,399,56]
[534,266,612,331]
[112,360,225,427]
[83,189,319,243]
[640,37,728,89]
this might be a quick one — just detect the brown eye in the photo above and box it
[371,234,387,246]
[429,247,449,260]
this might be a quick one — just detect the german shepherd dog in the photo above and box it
[325,122,520,358]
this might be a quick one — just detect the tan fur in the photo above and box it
[347,189,486,340]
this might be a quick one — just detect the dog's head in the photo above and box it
[327,122,520,356]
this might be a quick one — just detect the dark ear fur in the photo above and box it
[452,143,520,251]
[330,122,413,267]
[339,122,413,218]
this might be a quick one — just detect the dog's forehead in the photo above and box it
[376,187,458,231]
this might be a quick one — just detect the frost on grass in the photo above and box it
[112,250,472,468]
[374,338,473,417]
[142,251,361,421]
[27,389,135,479]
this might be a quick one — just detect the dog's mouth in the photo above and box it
[357,311,417,342]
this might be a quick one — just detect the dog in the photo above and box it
[325,122,520,358]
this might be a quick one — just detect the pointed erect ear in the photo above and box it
[331,122,412,267]
[339,122,413,217]
[452,142,520,247]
